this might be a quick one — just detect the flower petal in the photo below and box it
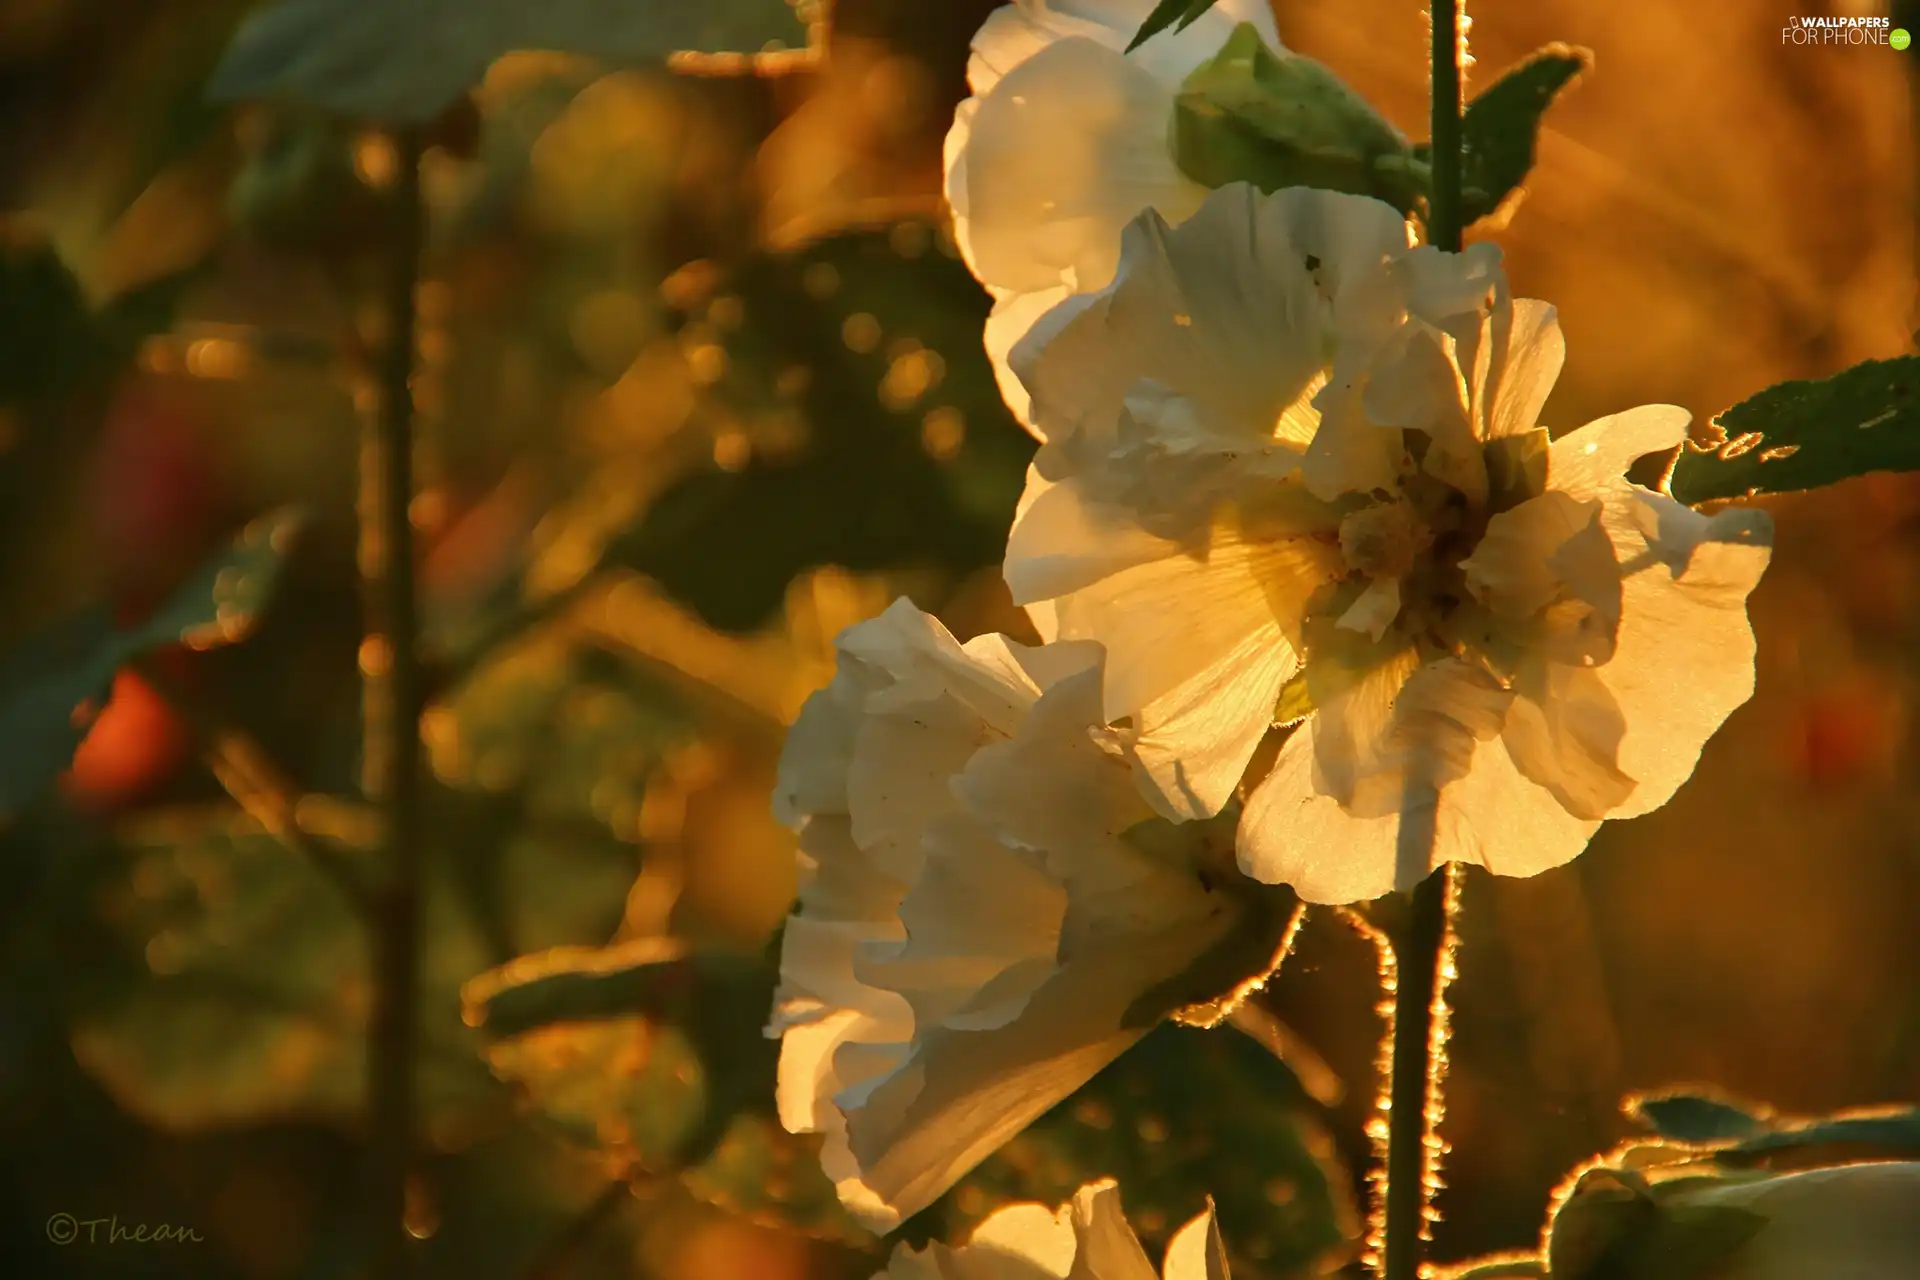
[1303,639,1421,813]
[867,813,1068,1033]
[1163,1203,1232,1280]
[966,1201,1080,1276]
[953,35,1204,299]
[1239,715,1602,903]
[1460,489,1601,620]
[1014,183,1411,468]
[1050,526,1341,818]
[1500,662,1637,820]
[1068,1180,1163,1280]
[1486,298,1565,441]
[1593,486,1772,817]
[832,910,1221,1228]
[1006,471,1187,606]
[1548,403,1691,501]
[986,283,1075,431]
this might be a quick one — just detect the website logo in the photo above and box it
[1782,15,1897,45]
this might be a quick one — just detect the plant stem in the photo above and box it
[1379,10,1466,1280]
[1428,0,1465,254]
[366,127,427,1280]
[1380,865,1458,1280]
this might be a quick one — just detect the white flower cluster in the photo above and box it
[769,0,1774,1243]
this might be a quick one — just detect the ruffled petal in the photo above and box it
[1238,718,1603,903]
[1460,489,1602,620]
[1163,1204,1232,1280]
[953,36,1204,298]
[873,817,1066,1033]
[1499,662,1636,820]
[1067,1180,1163,1280]
[1593,486,1772,817]
[986,283,1075,431]
[1050,527,1341,818]
[1006,472,1188,606]
[1547,403,1691,501]
[831,908,1223,1228]
[1015,184,1410,467]
[1485,298,1565,441]
[953,666,1161,866]
[964,1202,1079,1276]
[1302,640,1421,812]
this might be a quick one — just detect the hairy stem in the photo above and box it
[1380,864,1459,1280]
[365,127,427,1280]
[1428,0,1465,255]
[1379,12,1466,1279]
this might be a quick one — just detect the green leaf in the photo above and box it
[463,939,775,1155]
[1719,1106,1920,1164]
[1455,45,1590,225]
[1665,356,1920,504]
[1127,0,1224,53]
[481,1013,710,1164]
[207,0,817,123]
[66,808,382,1129]
[65,774,641,1132]
[1171,24,1420,213]
[0,509,302,822]
[131,507,305,651]
[927,1024,1358,1277]
[681,1112,874,1245]
[463,935,871,1242]
[0,607,123,824]
[614,222,1035,632]
[439,641,695,846]
[1625,1089,1773,1145]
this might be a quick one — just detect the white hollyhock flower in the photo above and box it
[1652,1163,1920,1280]
[1005,182,1773,904]
[1548,1163,1920,1280]
[880,1180,1230,1280]
[770,599,1279,1231]
[943,0,1288,428]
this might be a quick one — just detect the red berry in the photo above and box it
[62,668,193,811]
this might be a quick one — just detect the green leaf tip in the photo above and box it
[1667,354,1920,505]
[1126,0,1224,53]
[1457,43,1592,225]
[1624,1088,1773,1145]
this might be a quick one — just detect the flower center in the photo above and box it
[1338,497,1430,580]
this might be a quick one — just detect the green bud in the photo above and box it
[1547,1166,1769,1280]
[1171,23,1423,213]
